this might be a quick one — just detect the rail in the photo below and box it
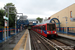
[0,28,23,43]
[32,30,74,50]
[30,30,56,50]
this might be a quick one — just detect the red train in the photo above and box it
[32,23,58,38]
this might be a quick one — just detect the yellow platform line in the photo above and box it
[24,33,28,50]
[13,30,28,50]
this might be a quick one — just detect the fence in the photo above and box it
[0,28,20,43]
[56,27,75,35]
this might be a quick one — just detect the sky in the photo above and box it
[0,0,75,19]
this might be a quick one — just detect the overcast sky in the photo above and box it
[0,0,75,19]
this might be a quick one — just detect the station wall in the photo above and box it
[50,3,75,27]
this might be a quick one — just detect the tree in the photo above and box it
[0,9,5,28]
[4,3,16,27]
[36,17,43,23]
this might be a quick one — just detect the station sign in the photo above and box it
[29,22,33,25]
[5,21,7,26]
[70,18,75,21]
[3,16,8,20]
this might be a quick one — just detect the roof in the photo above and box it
[36,19,51,25]
[28,19,38,21]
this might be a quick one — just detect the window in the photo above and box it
[42,25,46,30]
[47,24,56,31]
[70,11,72,18]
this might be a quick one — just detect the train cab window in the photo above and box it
[47,24,56,31]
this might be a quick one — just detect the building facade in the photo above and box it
[50,3,75,27]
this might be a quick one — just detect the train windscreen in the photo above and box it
[47,24,56,31]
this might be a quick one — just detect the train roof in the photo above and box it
[36,19,50,25]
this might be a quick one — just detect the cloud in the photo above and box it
[26,14,49,19]
[0,0,75,19]
[16,0,75,14]
[0,2,5,9]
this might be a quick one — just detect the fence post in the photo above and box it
[9,28,11,37]
[12,28,14,34]
[16,28,18,33]
[18,28,20,33]
[63,27,64,32]
[0,29,3,40]
[67,27,69,32]
[59,27,61,31]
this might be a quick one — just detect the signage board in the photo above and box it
[70,18,75,21]
[5,21,7,26]
[3,16,8,20]
[29,22,33,25]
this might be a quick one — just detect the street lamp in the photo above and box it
[3,10,7,41]
[63,16,68,34]
[4,6,15,40]
[14,12,17,35]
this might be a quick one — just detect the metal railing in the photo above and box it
[56,27,75,35]
[0,28,20,43]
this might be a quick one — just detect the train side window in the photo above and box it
[41,26,43,30]
[42,25,46,30]
[37,27,38,29]
[38,26,40,29]
[40,26,42,30]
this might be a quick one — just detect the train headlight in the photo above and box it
[47,32,49,34]
[55,32,56,34]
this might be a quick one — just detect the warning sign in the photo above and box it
[5,21,7,26]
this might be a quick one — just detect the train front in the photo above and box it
[46,23,57,38]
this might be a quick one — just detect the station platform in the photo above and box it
[13,29,31,50]
[57,32,75,40]
[0,29,31,50]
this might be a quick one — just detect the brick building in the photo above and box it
[49,3,75,27]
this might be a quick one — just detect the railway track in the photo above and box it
[30,30,55,50]
[56,36,75,46]
[30,30,75,50]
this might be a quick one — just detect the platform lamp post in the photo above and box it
[14,12,17,35]
[63,16,68,34]
[3,10,8,41]
[4,6,15,39]
[15,13,23,35]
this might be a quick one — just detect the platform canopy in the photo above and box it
[19,15,27,20]
[28,19,38,21]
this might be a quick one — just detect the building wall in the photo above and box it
[50,3,75,27]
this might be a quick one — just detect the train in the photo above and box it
[32,23,58,38]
